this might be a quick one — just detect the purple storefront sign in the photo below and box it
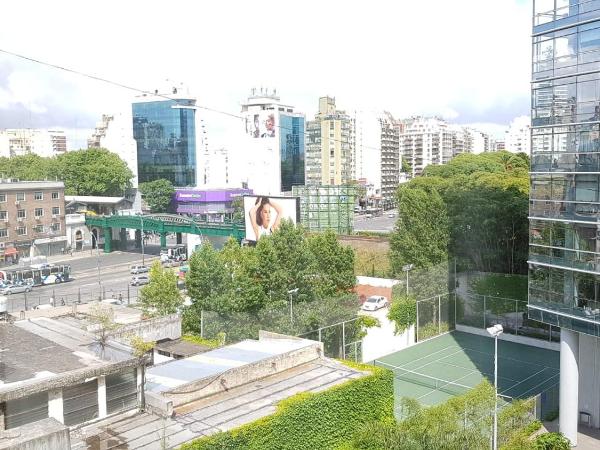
[174,188,253,215]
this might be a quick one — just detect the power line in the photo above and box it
[0,47,401,155]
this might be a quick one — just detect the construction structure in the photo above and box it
[292,185,357,234]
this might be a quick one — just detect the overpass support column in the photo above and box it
[135,229,142,248]
[176,232,182,245]
[160,232,167,249]
[103,227,112,253]
[119,228,128,251]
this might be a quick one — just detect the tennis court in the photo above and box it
[373,331,560,414]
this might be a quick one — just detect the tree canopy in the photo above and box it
[0,148,133,196]
[186,225,355,315]
[390,151,530,275]
[139,179,175,213]
[139,261,184,317]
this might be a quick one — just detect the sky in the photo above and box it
[0,0,532,148]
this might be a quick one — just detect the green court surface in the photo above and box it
[373,331,560,414]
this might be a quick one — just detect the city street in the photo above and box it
[353,210,397,233]
[2,247,169,312]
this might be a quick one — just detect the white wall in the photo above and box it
[361,308,415,363]
[579,333,600,428]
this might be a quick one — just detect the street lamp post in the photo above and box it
[139,214,146,266]
[287,288,299,325]
[402,264,414,297]
[90,232,102,288]
[487,323,503,450]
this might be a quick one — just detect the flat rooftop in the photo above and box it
[147,337,313,394]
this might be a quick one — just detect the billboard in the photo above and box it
[243,195,299,241]
[246,111,276,138]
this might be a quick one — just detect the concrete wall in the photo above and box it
[163,338,323,408]
[0,418,70,450]
[579,333,600,428]
[362,319,414,363]
[110,314,181,343]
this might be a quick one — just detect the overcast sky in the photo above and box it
[0,0,532,148]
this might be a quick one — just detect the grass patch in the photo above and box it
[470,273,528,301]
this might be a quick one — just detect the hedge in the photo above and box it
[179,362,394,450]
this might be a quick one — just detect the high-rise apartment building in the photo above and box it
[529,1,600,443]
[132,91,197,187]
[88,113,139,187]
[399,117,454,177]
[505,116,532,154]
[237,89,305,194]
[0,129,67,158]
[306,97,354,186]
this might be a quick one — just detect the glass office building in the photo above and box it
[529,1,600,441]
[279,113,305,192]
[132,98,197,187]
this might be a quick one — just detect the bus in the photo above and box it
[0,264,72,286]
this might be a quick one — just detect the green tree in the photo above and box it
[390,187,450,273]
[0,154,56,180]
[231,196,244,222]
[186,242,231,312]
[52,148,133,196]
[307,229,355,298]
[139,261,183,317]
[139,179,175,213]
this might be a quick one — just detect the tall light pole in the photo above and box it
[90,231,102,288]
[487,323,503,450]
[137,213,145,265]
[402,264,414,296]
[287,288,298,325]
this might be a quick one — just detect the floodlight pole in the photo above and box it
[493,332,498,450]
[402,264,414,297]
[288,288,299,325]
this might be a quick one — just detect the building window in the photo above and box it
[16,192,25,201]
[52,206,60,216]
[0,194,5,203]
[33,224,44,233]
[17,226,27,236]
[34,208,44,217]
[34,191,43,200]
[17,209,26,219]
[50,223,60,232]
[51,192,60,200]
[0,211,6,221]
[0,228,7,238]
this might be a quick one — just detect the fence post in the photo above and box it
[483,295,487,328]
[515,300,519,335]
[416,300,419,342]
[454,292,457,329]
[318,327,322,342]
[127,284,130,305]
[200,310,204,338]
[438,295,442,334]
[354,341,359,363]
[78,287,81,304]
[342,321,346,360]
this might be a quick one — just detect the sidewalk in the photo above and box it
[1,250,131,270]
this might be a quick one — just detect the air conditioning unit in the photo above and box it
[52,214,58,218]
[14,201,20,206]
[17,217,24,222]
[35,216,42,220]
[0,243,4,248]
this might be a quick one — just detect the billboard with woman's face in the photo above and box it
[244,195,299,241]
[246,112,276,138]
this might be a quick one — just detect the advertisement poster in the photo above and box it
[243,195,299,241]
[246,112,276,138]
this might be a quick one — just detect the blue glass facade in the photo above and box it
[279,114,305,192]
[529,0,600,336]
[132,99,197,187]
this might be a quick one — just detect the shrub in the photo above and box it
[387,295,416,335]
[534,432,571,450]
[180,362,394,450]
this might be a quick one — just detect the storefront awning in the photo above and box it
[4,247,17,256]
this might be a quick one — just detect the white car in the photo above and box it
[361,295,388,311]
[33,303,53,310]
[130,275,150,286]
[0,283,32,294]
[130,265,149,274]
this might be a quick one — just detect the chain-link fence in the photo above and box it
[456,293,560,342]
[189,296,365,361]
[3,284,142,312]
[415,293,456,342]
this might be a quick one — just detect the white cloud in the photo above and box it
[0,0,532,148]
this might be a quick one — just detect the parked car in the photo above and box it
[1,282,32,295]
[130,265,149,274]
[361,295,388,312]
[101,298,124,306]
[130,275,150,286]
[33,303,53,310]
[388,212,396,218]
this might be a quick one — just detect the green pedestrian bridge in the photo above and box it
[85,213,245,253]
